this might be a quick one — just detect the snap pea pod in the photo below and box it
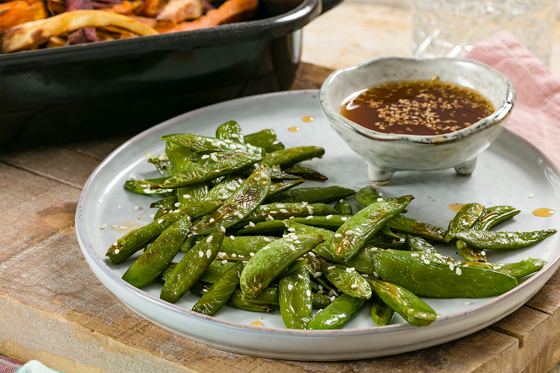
[150,195,178,210]
[199,260,234,283]
[153,208,166,221]
[451,229,557,250]
[240,234,325,298]
[279,267,313,329]
[388,215,447,242]
[216,120,245,143]
[177,183,209,208]
[192,261,245,316]
[354,186,383,206]
[154,151,262,189]
[180,234,202,253]
[227,289,276,313]
[285,221,376,275]
[267,180,305,198]
[265,140,285,153]
[367,277,437,327]
[283,165,328,181]
[219,235,279,258]
[147,152,170,176]
[236,283,331,309]
[235,215,353,235]
[122,215,192,288]
[366,236,408,250]
[265,186,355,204]
[329,195,413,261]
[106,200,221,264]
[463,258,546,278]
[242,203,338,223]
[124,177,172,195]
[320,260,372,299]
[334,198,353,216]
[370,294,395,327]
[244,129,277,150]
[262,146,325,169]
[160,230,225,303]
[473,205,521,230]
[203,175,245,202]
[192,165,271,235]
[445,203,485,242]
[166,140,194,174]
[307,294,366,330]
[371,249,518,298]
[162,133,265,157]
[406,235,438,253]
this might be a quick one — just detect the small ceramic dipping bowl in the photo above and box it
[319,56,516,184]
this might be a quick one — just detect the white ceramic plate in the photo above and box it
[76,90,560,360]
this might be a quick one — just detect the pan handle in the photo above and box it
[320,0,343,14]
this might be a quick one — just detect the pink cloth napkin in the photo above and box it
[464,31,560,166]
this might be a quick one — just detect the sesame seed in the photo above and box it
[150,214,155,218]
[158,219,163,224]
[120,226,128,230]
[114,249,120,254]
[192,232,198,236]
[174,202,181,207]
[306,216,313,220]
[308,252,316,257]
[231,253,237,258]
[220,226,226,233]
[514,238,523,244]
[341,217,348,221]
[377,198,383,202]
[199,251,204,257]
[330,296,336,301]
[270,211,277,214]
[207,236,213,243]
[373,271,379,278]
[236,213,244,219]
[230,235,235,240]
[326,215,333,220]
[222,260,228,264]
[231,134,238,138]
[289,216,295,219]
[362,273,369,278]
[112,225,118,229]
[424,259,430,264]
[134,206,139,211]
[345,230,354,235]
[279,209,289,214]
[351,284,358,289]
[101,224,107,230]
[306,290,312,297]
[113,242,118,246]
[224,139,232,144]
[206,250,212,258]
[465,301,472,305]
[287,228,295,232]
[250,252,255,257]
[449,263,455,271]
[287,284,294,291]
[183,194,191,199]
[277,204,285,208]
[339,199,344,203]
[263,237,270,242]
[301,202,308,208]
[265,215,274,221]
[334,233,342,238]
[289,245,296,251]
[249,222,255,227]
[529,193,534,199]
[327,266,336,270]
[201,155,210,159]
[294,240,301,244]
[209,218,215,223]
[346,267,355,273]
[263,246,270,250]
[456,267,462,275]
[481,250,486,255]
[314,272,322,278]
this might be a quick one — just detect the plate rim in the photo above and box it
[76,89,560,341]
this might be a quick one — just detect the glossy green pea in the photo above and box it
[284,221,376,275]
[106,200,221,264]
[406,234,437,252]
[160,230,225,303]
[264,140,285,153]
[369,294,395,327]
[265,186,355,204]
[451,229,557,250]
[445,203,485,242]
[329,195,413,261]
[203,175,245,202]
[262,146,325,169]
[216,120,245,143]
[162,133,264,157]
[283,165,328,181]
[240,234,325,298]
[192,165,271,235]
[122,215,192,288]
[192,261,244,316]
[320,260,372,299]
[388,215,447,242]
[354,186,383,206]
[279,267,313,329]
[244,129,276,149]
[367,278,436,327]
[242,203,337,223]
[124,177,172,195]
[307,294,365,330]
[463,258,546,278]
[371,249,518,298]
[334,198,353,216]
[473,205,521,230]
[227,289,275,313]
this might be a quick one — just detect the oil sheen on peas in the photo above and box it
[340,78,495,136]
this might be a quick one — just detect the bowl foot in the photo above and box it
[367,163,394,185]
[454,158,477,176]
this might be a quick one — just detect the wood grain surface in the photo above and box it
[1,62,559,373]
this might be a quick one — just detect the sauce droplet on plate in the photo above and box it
[448,203,464,213]
[532,208,555,217]
[288,126,300,132]
[302,116,315,123]
[250,321,263,327]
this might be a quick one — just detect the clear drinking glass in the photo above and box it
[412,0,556,64]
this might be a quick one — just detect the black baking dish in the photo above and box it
[0,0,340,149]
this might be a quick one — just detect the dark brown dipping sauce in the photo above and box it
[340,79,495,135]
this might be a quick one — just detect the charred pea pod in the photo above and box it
[473,205,521,230]
[216,120,245,143]
[262,146,325,169]
[445,203,485,261]
[388,215,447,242]
[285,221,376,275]
[242,203,337,223]
[192,165,271,235]
[122,215,192,288]
[463,258,546,278]
[329,195,413,261]
[162,133,265,157]
[307,294,366,330]
[371,249,518,298]
[283,165,328,181]
[369,294,395,327]
[334,198,353,216]
[451,229,557,250]
[406,235,438,253]
[279,267,313,329]
[154,151,263,189]
[265,186,355,204]
[106,200,221,264]
[192,261,245,316]
[124,177,171,195]
[244,129,277,150]
[219,235,279,258]
[354,186,383,206]
[320,260,372,299]
[203,175,245,202]
[177,183,209,209]
[160,230,225,303]
[367,277,437,327]
[240,234,325,298]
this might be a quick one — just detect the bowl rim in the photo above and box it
[319,56,516,145]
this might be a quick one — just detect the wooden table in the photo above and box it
[1,62,560,373]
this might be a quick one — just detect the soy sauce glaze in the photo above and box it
[340,78,495,136]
